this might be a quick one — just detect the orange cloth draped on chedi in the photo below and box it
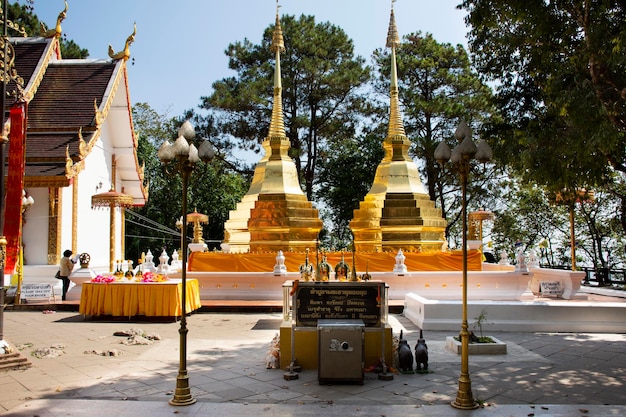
[189,251,482,273]
[349,6,447,253]
[222,10,322,254]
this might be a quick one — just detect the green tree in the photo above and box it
[316,123,386,247]
[125,103,179,259]
[59,38,88,59]
[575,190,626,270]
[125,104,249,261]
[203,14,371,200]
[490,180,568,265]
[460,0,625,194]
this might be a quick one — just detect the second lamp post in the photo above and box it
[434,120,492,410]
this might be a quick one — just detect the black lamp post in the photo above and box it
[435,120,492,410]
[157,121,215,406]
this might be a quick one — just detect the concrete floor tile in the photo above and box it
[2,310,626,416]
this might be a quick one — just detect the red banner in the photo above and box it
[3,102,27,275]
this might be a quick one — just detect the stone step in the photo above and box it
[0,351,32,371]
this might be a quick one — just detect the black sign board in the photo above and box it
[295,282,383,327]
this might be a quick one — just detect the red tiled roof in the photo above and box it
[23,131,96,161]
[25,162,66,177]
[7,40,48,99]
[7,37,115,179]
[5,37,145,204]
[27,62,115,129]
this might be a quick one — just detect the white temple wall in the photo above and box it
[59,184,74,258]
[75,141,120,272]
[22,139,122,273]
[21,187,49,265]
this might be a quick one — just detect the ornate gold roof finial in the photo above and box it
[93,99,103,126]
[64,144,73,173]
[40,0,67,38]
[108,23,136,61]
[386,0,406,138]
[78,127,88,158]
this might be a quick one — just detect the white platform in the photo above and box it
[175,267,584,302]
[24,262,585,302]
[404,292,626,333]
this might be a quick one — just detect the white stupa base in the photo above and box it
[188,243,207,253]
[65,267,97,301]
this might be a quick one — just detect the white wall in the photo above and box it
[21,187,49,265]
[76,139,118,272]
[22,136,124,273]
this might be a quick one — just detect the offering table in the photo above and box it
[79,279,201,318]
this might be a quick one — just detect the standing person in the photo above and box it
[59,249,76,300]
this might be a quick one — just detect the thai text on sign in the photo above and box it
[295,282,382,327]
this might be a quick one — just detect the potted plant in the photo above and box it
[446,309,507,354]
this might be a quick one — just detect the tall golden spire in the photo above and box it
[386,4,406,138]
[268,4,286,137]
[222,2,322,253]
[349,1,446,253]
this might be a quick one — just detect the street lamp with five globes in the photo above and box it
[157,120,215,406]
[434,120,492,410]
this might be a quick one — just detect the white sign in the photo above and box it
[20,283,55,300]
[540,281,563,297]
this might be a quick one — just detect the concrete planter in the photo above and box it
[445,336,507,355]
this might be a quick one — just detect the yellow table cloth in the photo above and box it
[79,279,201,317]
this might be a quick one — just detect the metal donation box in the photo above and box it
[318,319,365,384]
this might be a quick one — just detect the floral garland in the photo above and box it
[90,271,167,283]
[91,274,116,283]
[140,272,167,282]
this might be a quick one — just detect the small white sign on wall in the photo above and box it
[540,281,563,297]
[20,283,55,301]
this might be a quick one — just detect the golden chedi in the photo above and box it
[222,9,322,253]
[349,6,446,253]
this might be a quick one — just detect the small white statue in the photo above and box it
[393,249,408,274]
[170,250,182,272]
[157,249,169,274]
[143,249,157,273]
[498,250,510,265]
[515,246,528,273]
[273,250,287,275]
[527,249,540,268]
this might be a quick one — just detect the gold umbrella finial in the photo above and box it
[386,0,400,49]
[270,1,285,54]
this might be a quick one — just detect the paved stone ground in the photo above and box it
[1,308,625,416]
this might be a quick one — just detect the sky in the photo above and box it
[28,0,469,118]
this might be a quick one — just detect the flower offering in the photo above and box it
[91,274,116,283]
[140,271,167,282]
